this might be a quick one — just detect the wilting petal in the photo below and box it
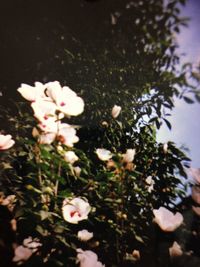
[77,229,93,241]
[169,241,183,258]
[62,197,91,224]
[0,134,15,150]
[111,105,121,118]
[153,207,183,232]
[96,148,112,161]
[76,249,105,267]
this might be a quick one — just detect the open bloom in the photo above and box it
[64,151,79,164]
[17,82,47,102]
[153,207,183,232]
[62,197,91,224]
[46,82,84,116]
[111,105,121,118]
[122,149,136,163]
[169,241,183,258]
[0,134,15,150]
[96,148,112,161]
[31,99,57,123]
[76,249,105,267]
[77,229,93,241]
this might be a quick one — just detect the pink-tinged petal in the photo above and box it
[153,207,183,232]
[13,246,32,262]
[76,249,105,267]
[111,105,121,118]
[0,134,15,150]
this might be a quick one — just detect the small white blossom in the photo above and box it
[96,148,112,161]
[76,249,105,267]
[64,151,79,164]
[62,197,91,224]
[0,134,15,150]
[153,207,183,232]
[122,149,136,163]
[111,105,121,118]
[77,229,93,241]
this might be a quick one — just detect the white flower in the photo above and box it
[74,166,81,177]
[77,229,93,241]
[64,151,79,164]
[153,207,183,232]
[31,100,57,123]
[57,123,79,147]
[76,249,105,267]
[17,82,47,102]
[111,105,121,118]
[13,246,33,263]
[46,82,84,116]
[62,197,91,224]
[122,149,136,163]
[96,148,112,161]
[145,176,155,193]
[0,134,15,150]
[191,185,200,205]
[169,241,183,258]
[163,143,168,153]
[38,117,59,133]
